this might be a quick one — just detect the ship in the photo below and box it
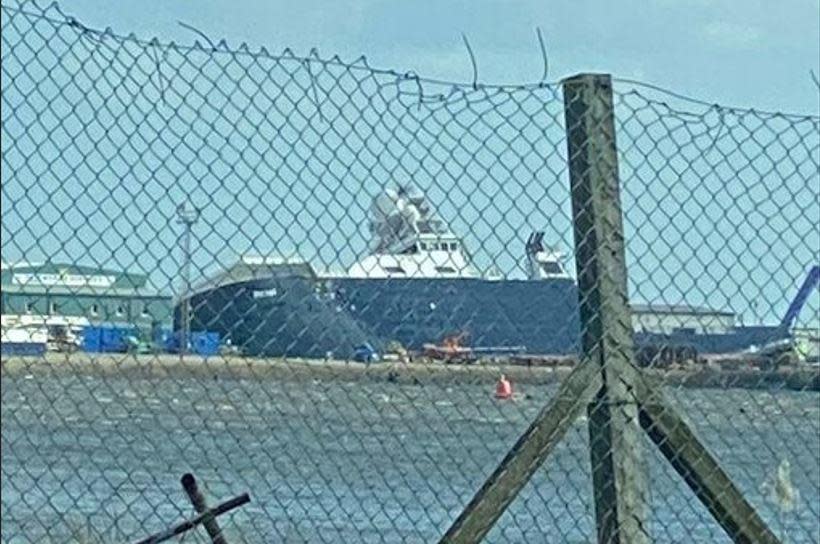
[180,187,818,360]
[182,186,580,358]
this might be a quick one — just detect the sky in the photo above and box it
[55,0,820,114]
[2,0,819,328]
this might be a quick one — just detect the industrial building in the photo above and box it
[0,261,172,336]
[631,304,736,335]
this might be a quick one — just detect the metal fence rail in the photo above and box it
[2,2,819,543]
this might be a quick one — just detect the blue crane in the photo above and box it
[780,265,820,330]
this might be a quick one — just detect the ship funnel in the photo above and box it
[526,231,545,255]
[526,231,567,280]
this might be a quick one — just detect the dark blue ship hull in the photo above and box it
[332,277,582,354]
[185,275,581,358]
[183,272,788,359]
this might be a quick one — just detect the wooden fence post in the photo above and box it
[563,72,649,544]
[440,73,779,544]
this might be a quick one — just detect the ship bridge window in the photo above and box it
[542,262,563,274]
[384,266,406,275]
[435,266,457,274]
[449,242,458,251]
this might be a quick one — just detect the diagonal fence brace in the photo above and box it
[439,361,602,543]
[637,386,781,544]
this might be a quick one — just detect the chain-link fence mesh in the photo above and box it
[1,1,819,543]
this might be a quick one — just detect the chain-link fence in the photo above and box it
[2,1,819,543]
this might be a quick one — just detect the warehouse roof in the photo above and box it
[1,261,149,290]
[1,283,171,298]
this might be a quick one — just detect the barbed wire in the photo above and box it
[2,0,818,118]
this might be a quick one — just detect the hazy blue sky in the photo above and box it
[2,0,818,327]
[59,0,820,114]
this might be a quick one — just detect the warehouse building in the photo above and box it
[1,261,172,335]
[631,303,735,335]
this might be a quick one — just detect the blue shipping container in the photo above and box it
[82,325,138,353]
[162,331,219,355]
[191,331,220,356]
[81,327,101,352]
[152,326,173,346]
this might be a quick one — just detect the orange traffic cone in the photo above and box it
[495,375,513,399]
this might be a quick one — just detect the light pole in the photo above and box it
[176,201,199,356]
